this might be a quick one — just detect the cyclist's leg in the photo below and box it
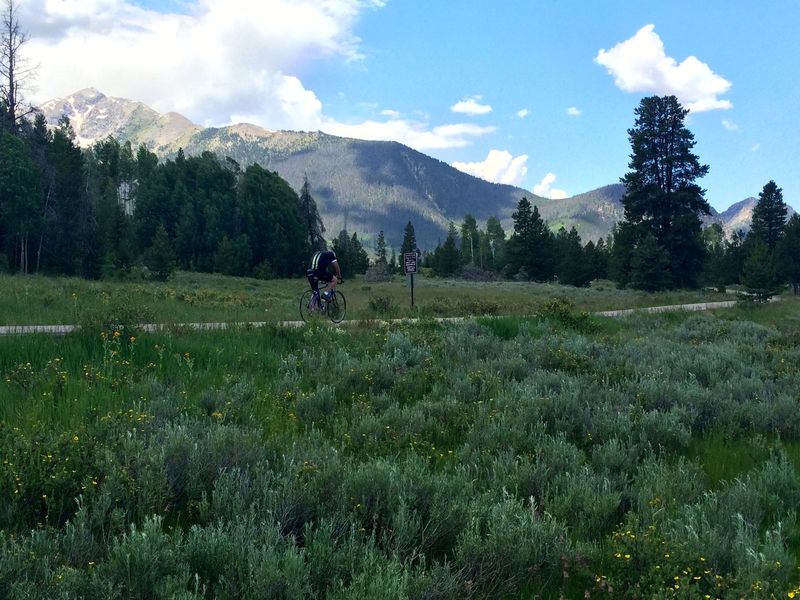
[306,270,321,309]
[306,269,319,291]
[319,272,334,297]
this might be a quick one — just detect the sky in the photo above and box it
[20,0,800,212]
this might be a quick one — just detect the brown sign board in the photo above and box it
[403,252,418,274]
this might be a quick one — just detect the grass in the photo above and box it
[0,275,798,598]
[0,271,734,326]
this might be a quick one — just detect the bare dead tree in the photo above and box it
[1,0,35,131]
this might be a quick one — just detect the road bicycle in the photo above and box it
[299,283,347,324]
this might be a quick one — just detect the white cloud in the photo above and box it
[450,96,493,116]
[533,173,568,199]
[26,0,381,127]
[722,119,739,132]
[326,120,495,150]
[517,108,530,118]
[452,149,528,186]
[595,24,732,112]
[22,0,493,151]
[567,107,582,117]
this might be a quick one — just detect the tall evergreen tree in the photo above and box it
[749,180,787,252]
[145,223,176,281]
[332,229,354,277]
[0,129,40,272]
[44,118,86,275]
[433,222,460,276]
[375,229,387,264]
[555,226,590,287]
[236,163,306,277]
[506,197,554,280]
[629,233,672,292]
[776,214,800,295]
[618,95,711,289]
[608,223,641,288]
[26,113,53,272]
[741,239,778,301]
[724,230,748,288]
[351,232,369,274]
[585,238,609,281]
[298,176,326,251]
[400,221,417,256]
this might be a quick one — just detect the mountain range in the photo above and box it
[40,88,775,249]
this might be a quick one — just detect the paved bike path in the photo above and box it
[0,299,744,337]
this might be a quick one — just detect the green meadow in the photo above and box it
[1,273,799,598]
[0,271,731,326]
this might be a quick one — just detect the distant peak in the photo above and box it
[74,87,106,100]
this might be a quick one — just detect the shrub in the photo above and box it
[76,294,153,338]
[536,297,597,332]
[363,263,394,282]
[458,265,499,281]
[368,292,397,315]
[454,492,572,597]
[105,516,188,598]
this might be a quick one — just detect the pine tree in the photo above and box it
[434,222,460,276]
[618,95,711,289]
[584,238,608,281]
[506,197,554,280]
[400,221,417,256]
[609,223,641,288]
[145,223,176,281]
[332,229,352,277]
[298,176,326,252]
[237,163,306,277]
[350,231,369,274]
[630,234,671,292]
[0,129,41,272]
[776,214,800,295]
[556,227,590,287]
[375,230,387,264]
[741,239,778,301]
[750,180,787,252]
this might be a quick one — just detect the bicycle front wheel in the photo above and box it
[326,291,347,323]
[300,290,325,324]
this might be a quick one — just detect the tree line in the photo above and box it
[2,55,797,292]
[407,95,798,296]
[0,112,327,280]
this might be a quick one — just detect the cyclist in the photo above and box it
[307,249,343,303]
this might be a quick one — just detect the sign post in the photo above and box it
[403,252,418,307]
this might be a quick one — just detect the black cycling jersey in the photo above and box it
[310,250,337,274]
[307,250,338,288]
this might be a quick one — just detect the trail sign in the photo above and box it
[403,252,419,307]
[403,252,418,274]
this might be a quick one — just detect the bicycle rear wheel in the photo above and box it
[326,291,347,323]
[299,290,325,323]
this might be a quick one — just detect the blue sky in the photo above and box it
[23,0,799,212]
